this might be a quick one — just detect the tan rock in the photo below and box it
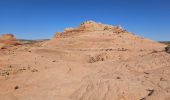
[64,28,75,32]
[54,20,128,38]
[55,32,63,38]
[0,21,169,100]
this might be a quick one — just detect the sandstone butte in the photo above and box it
[0,34,21,49]
[0,21,170,100]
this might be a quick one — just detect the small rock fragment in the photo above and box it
[14,86,19,90]
[31,69,38,72]
[147,89,154,96]
[116,77,121,79]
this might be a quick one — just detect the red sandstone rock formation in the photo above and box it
[0,34,21,49]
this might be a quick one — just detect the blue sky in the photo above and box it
[0,0,170,41]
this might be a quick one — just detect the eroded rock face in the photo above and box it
[0,34,21,49]
[64,28,75,32]
[55,20,127,38]
[79,20,107,31]
[0,34,16,41]
[54,32,63,38]
[165,45,170,53]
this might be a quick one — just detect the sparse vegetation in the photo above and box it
[159,41,170,45]
[18,39,50,44]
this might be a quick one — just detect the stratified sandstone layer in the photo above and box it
[0,21,170,100]
[0,34,21,49]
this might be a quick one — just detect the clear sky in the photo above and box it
[0,0,170,41]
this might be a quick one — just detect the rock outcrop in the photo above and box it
[79,20,126,32]
[0,34,16,41]
[0,34,21,49]
[55,20,127,38]
[165,45,170,53]
[54,32,63,38]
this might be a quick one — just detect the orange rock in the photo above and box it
[0,34,21,49]
[0,34,16,41]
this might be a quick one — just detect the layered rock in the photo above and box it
[0,34,21,49]
[55,20,127,38]
[0,34,16,41]
[79,20,125,32]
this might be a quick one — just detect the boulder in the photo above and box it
[165,45,170,53]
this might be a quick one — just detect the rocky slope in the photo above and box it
[0,21,170,100]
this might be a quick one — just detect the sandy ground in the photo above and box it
[0,21,170,100]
